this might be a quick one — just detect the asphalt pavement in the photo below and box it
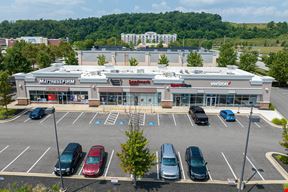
[271,87,288,119]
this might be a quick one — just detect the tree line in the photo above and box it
[0,12,287,43]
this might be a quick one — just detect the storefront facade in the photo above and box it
[14,63,274,109]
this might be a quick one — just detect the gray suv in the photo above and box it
[160,143,180,180]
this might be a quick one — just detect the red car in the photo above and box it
[82,145,105,177]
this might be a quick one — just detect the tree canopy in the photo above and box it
[239,51,258,72]
[268,50,288,86]
[217,43,237,67]
[187,51,203,67]
[158,54,169,66]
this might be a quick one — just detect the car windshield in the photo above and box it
[190,159,205,167]
[86,156,100,164]
[162,158,177,166]
[60,154,72,163]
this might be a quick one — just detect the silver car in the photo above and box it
[160,143,180,180]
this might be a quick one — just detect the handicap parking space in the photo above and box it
[115,113,130,126]
[90,112,109,126]
[144,114,158,127]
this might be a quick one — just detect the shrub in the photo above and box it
[272,118,283,125]
[276,154,288,164]
[269,103,275,111]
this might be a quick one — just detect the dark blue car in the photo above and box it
[220,110,236,122]
[29,108,45,119]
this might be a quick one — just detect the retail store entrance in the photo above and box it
[206,96,217,106]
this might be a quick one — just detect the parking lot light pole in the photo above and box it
[238,106,253,191]
[46,107,65,191]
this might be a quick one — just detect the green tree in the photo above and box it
[137,39,142,46]
[36,50,52,68]
[187,51,203,67]
[3,41,32,74]
[65,52,78,65]
[269,50,288,86]
[202,40,213,50]
[239,51,258,72]
[157,40,164,48]
[129,57,139,66]
[0,50,4,71]
[262,52,276,68]
[217,43,237,67]
[117,121,155,186]
[0,71,12,113]
[158,54,169,66]
[97,54,107,65]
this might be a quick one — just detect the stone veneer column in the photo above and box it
[88,99,100,107]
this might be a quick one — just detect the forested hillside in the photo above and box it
[0,11,287,42]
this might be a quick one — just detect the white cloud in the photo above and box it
[134,5,140,11]
[14,0,84,6]
[152,1,171,12]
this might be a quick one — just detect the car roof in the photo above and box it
[188,146,202,158]
[162,143,176,158]
[33,108,42,111]
[88,145,104,156]
[64,143,80,153]
[223,110,234,115]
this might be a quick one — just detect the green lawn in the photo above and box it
[0,108,17,120]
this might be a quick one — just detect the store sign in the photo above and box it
[170,84,192,88]
[129,80,151,86]
[46,87,69,91]
[39,79,75,85]
[210,81,231,87]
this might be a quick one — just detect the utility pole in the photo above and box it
[238,106,253,191]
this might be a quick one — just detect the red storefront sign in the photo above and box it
[46,87,69,91]
[170,83,192,88]
[129,80,151,86]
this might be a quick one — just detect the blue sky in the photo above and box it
[0,0,287,23]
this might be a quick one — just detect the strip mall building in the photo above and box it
[14,63,274,109]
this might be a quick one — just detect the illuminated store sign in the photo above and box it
[170,84,192,88]
[210,81,231,87]
[129,80,151,86]
[39,79,75,85]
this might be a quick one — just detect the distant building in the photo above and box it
[0,37,63,49]
[121,32,177,46]
[17,36,48,45]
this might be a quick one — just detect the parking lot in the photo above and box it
[0,110,284,182]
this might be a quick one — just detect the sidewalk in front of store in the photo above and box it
[6,101,285,125]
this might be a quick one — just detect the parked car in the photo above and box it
[29,107,45,119]
[54,143,82,176]
[220,110,236,122]
[82,145,106,177]
[185,146,209,181]
[189,106,209,125]
[160,143,180,180]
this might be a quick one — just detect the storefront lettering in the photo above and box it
[210,81,231,87]
[170,84,192,88]
[39,79,75,85]
[129,80,151,86]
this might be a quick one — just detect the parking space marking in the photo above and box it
[221,152,237,180]
[254,122,261,128]
[217,115,228,128]
[78,163,84,175]
[141,113,146,126]
[40,114,51,124]
[73,112,84,125]
[0,145,9,154]
[89,112,98,125]
[156,151,159,180]
[104,150,114,177]
[172,114,177,126]
[1,146,30,172]
[186,113,194,127]
[206,164,213,181]
[157,114,160,126]
[56,112,69,124]
[177,152,185,180]
[24,118,30,123]
[27,147,51,173]
[236,119,244,128]
[245,155,265,180]
[104,112,119,125]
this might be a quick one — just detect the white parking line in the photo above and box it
[254,122,261,128]
[206,164,213,181]
[217,115,228,128]
[24,118,30,123]
[177,152,186,180]
[73,112,84,125]
[0,145,9,154]
[156,151,159,180]
[104,112,112,125]
[245,155,265,180]
[172,114,177,126]
[157,114,160,126]
[141,113,146,126]
[56,112,69,125]
[186,113,194,127]
[40,114,51,124]
[89,112,98,125]
[236,119,244,128]
[114,112,119,125]
[27,147,51,173]
[221,152,237,180]
[78,163,84,175]
[104,150,114,177]
[1,146,30,172]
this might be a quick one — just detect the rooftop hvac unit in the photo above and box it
[111,70,119,73]
[185,70,189,74]
[194,70,203,74]
[137,69,145,74]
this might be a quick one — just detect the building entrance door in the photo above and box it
[206,97,217,106]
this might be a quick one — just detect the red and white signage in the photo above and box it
[129,80,151,86]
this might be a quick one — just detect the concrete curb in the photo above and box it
[266,152,288,180]
[0,109,29,124]
[257,113,282,129]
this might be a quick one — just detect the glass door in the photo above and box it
[206,97,217,106]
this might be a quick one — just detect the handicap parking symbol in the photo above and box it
[148,121,155,126]
[95,120,102,125]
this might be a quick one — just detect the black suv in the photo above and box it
[185,146,209,181]
[189,106,209,125]
[54,143,83,176]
